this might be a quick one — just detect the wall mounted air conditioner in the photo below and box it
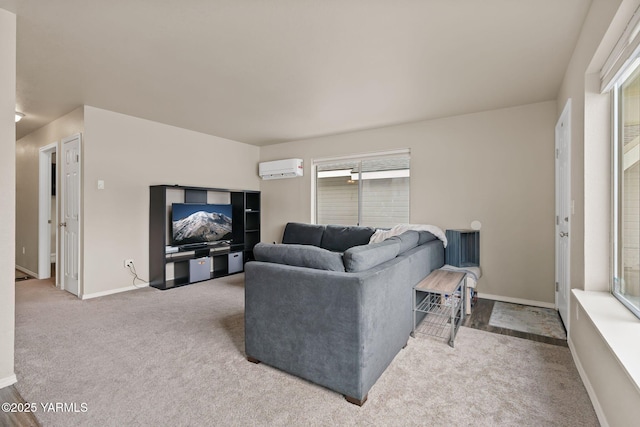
[258,158,303,180]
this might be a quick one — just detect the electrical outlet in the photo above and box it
[124,259,134,268]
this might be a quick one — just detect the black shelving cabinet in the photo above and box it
[230,190,261,261]
[149,185,260,290]
[244,191,261,261]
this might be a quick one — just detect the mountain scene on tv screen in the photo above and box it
[173,211,232,244]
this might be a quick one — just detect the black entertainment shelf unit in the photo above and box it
[149,185,260,290]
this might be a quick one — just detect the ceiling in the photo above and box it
[2,0,592,145]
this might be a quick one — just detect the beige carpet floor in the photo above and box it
[14,275,598,427]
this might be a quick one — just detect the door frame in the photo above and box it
[555,99,572,329]
[38,142,58,283]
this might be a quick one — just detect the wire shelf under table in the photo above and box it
[414,306,462,339]
[413,293,463,343]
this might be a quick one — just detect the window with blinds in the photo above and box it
[314,152,410,228]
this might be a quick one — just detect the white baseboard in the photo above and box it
[0,374,17,389]
[81,283,149,300]
[568,337,608,427]
[15,265,38,279]
[478,292,555,309]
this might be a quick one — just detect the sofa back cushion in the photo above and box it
[417,231,437,245]
[343,239,401,272]
[387,230,420,254]
[320,224,376,252]
[282,222,325,246]
[253,242,345,272]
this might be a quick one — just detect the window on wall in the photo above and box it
[613,56,640,319]
[314,151,410,228]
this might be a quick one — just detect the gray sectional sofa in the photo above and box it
[244,222,445,405]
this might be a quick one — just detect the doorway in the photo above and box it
[38,142,57,283]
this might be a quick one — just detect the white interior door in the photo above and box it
[555,100,571,329]
[60,134,81,296]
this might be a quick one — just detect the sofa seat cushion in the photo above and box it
[343,239,401,272]
[253,242,345,272]
[321,224,376,252]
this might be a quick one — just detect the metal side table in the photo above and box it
[412,269,466,347]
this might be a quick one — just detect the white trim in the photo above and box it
[38,142,57,281]
[81,283,149,300]
[0,374,17,389]
[477,292,556,309]
[15,265,38,278]
[568,337,609,427]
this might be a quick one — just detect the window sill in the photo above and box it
[572,289,640,392]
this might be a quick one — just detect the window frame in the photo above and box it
[611,57,640,320]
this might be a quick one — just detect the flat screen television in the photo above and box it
[171,203,233,247]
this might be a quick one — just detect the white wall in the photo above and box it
[15,108,84,276]
[81,106,260,297]
[0,8,16,388]
[557,0,640,424]
[260,101,557,305]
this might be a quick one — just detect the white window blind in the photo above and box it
[601,5,640,93]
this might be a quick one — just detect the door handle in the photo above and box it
[59,222,67,227]
[560,231,569,237]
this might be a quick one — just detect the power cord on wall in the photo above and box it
[126,261,149,288]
